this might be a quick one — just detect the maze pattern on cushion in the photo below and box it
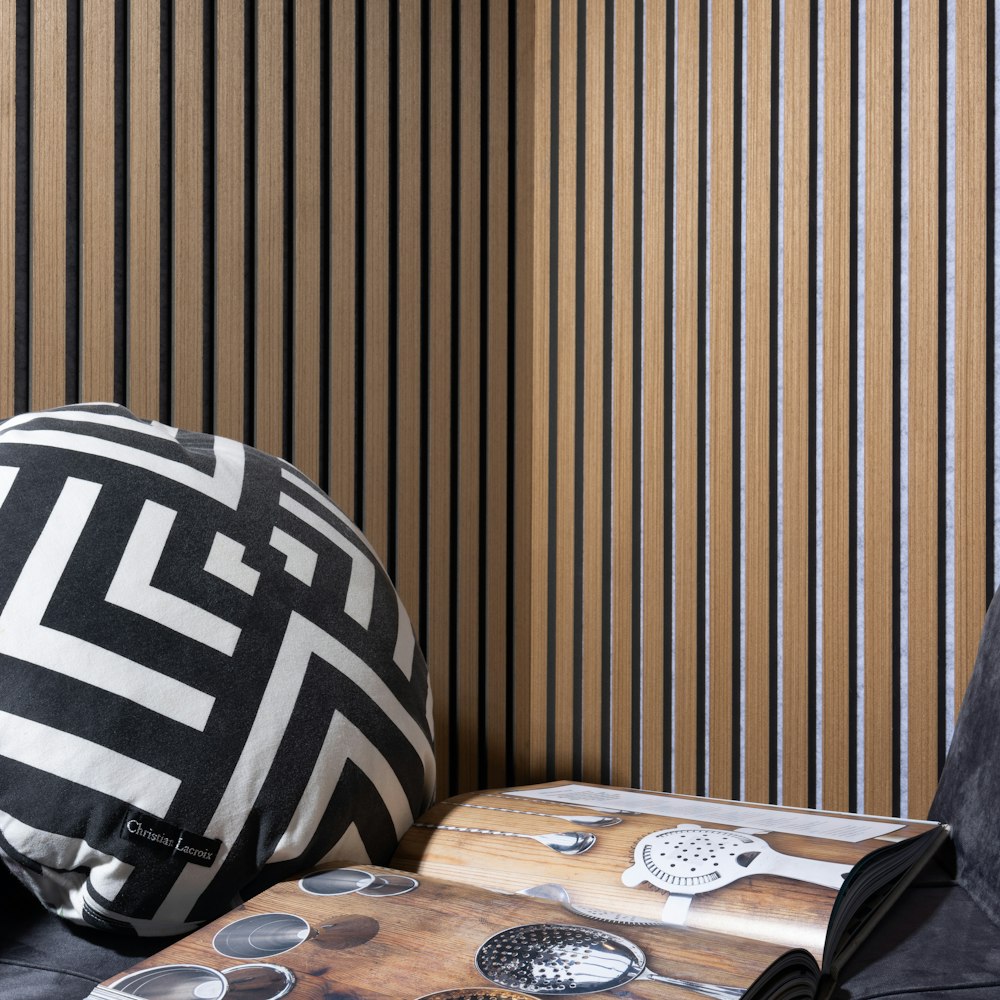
[0,404,435,936]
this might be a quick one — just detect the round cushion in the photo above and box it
[0,403,435,936]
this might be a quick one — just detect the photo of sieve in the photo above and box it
[475,923,744,999]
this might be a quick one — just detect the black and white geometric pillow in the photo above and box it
[0,404,435,936]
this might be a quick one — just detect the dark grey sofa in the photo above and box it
[6,590,1000,998]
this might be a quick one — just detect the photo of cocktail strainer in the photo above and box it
[475,923,744,999]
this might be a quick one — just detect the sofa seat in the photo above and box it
[0,866,173,1000]
[836,860,1000,1000]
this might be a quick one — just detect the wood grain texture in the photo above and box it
[293,0,321,483]
[484,0,510,787]
[255,0,283,457]
[822,0,852,813]
[709,0,736,800]
[80,0,116,403]
[32,0,67,409]
[397,0,422,636]
[513,0,537,786]
[364,0,389,558]
[527,0,551,781]
[457,0,482,792]
[674,0,701,798]
[127,0,159,419]
[907,0,940,819]
[863,1,894,817]
[954,0,987,717]
[744,0,772,805]
[427,0,453,791]
[553,0,577,780]
[610,0,634,789]
[328,0,356,516]
[642,0,667,792]
[782,0,810,809]
[580,0,605,785]
[214,0,245,442]
[172,0,204,431]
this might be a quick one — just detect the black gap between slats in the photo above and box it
[419,0,431,659]
[66,0,81,404]
[476,0,490,793]
[891,0,903,818]
[600,0,614,787]
[355,0,367,526]
[665,0,676,793]
[160,0,174,426]
[729,0,742,802]
[14,0,29,413]
[848,0,860,814]
[504,0,516,786]
[244,0,258,447]
[319,0,332,491]
[571,0,587,782]
[282,0,293,462]
[696,0,709,799]
[388,0,400,584]
[114,0,127,404]
[631,0,643,789]
[447,0,461,794]
[767,0,780,806]
[202,0,216,435]
[807,0,819,810]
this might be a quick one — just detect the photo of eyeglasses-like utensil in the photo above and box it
[298,867,419,897]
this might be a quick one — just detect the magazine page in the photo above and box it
[391,782,940,963]
[85,863,805,1000]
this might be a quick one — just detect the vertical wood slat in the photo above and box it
[864,1,895,816]
[822,0,852,813]
[674,0,700,797]
[293,0,321,484]
[745,0,773,805]
[782,0,811,808]
[0,0,11,416]
[172,0,203,431]
[527,0,551,781]
[80,0,116,403]
[709,0,736,800]
[329,0,356,516]
[485,0,510,787]
[553,0,577,780]
[128,0,159,419]
[215,0,245,442]
[457,0,482,792]
[397,0,422,636]
[954,0,988,715]
[610,0,634,789]
[365,0,389,558]
[428,0,453,791]
[907,0,940,819]
[512,0,537,783]
[32,0,67,409]
[255,0,283,457]
[642,0,668,792]
[580,0,606,785]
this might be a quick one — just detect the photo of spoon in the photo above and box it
[413,823,596,856]
[519,883,661,926]
[456,803,620,828]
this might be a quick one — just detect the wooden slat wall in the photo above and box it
[1,0,995,812]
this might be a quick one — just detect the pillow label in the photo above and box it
[121,810,221,868]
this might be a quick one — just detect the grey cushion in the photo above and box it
[930,588,1000,931]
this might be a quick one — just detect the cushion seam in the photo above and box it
[0,956,101,984]
[848,979,1000,1000]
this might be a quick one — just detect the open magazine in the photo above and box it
[85,780,948,1000]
